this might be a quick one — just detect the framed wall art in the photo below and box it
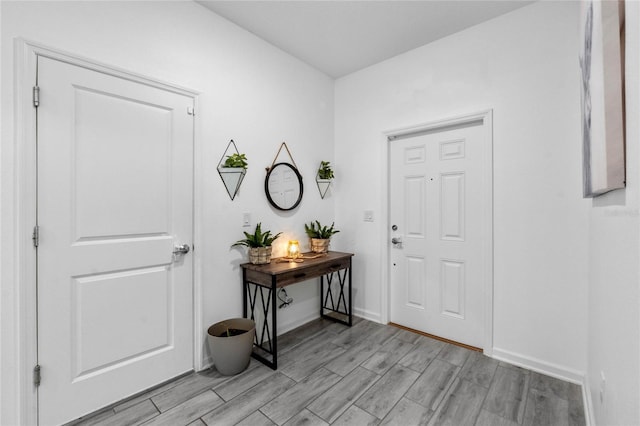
[579,0,626,197]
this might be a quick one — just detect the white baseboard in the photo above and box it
[277,311,321,336]
[491,347,585,384]
[492,346,594,425]
[354,307,381,323]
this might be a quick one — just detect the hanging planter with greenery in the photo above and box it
[316,161,334,199]
[218,140,248,201]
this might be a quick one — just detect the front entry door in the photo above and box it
[389,119,490,349]
[36,56,194,425]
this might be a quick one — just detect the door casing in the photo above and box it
[12,39,203,425]
[380,110,494,355]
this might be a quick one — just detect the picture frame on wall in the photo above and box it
[579,0,626,197]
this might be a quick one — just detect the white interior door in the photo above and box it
[389,120,489,349]
[36,56,194,425]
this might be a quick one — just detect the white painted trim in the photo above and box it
[12,39,203,423]
[13,37,40,426]
[492,346,585,385]
[582,373,596,426]
[380,110,494,354]
[192,94,205,372]
[492,346,595,425]
[354,307,382,324]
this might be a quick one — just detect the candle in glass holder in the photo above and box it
[287,240,300,259]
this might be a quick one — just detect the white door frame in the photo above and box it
[11,39,204,425]
[379,110,494,355]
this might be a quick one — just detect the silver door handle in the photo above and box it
[391,237,402,245]
[173,244,190,255]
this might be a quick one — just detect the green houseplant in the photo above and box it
[304,221,340,253]
[217,143,248,201]
[316,161,334,199]
[317,161,334,180]
[232,222,282,264]
[223,152,248,169]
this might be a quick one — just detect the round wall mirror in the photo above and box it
[265,162,303,211]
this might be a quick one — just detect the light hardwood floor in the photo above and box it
[67,317,585,426]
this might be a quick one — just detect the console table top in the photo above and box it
[240,251,353,276]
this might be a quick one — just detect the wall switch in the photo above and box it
[242,212,251,227]
[364,210,374,222]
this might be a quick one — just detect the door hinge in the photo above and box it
[33,86,40,108]
[32,225,39,248]
[187,106,195,116]
[33,364,41,387]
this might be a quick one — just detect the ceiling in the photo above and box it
[197,1,534,78]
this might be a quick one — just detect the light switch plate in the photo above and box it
[364,210,374,222]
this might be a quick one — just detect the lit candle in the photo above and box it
[287,240,300,259]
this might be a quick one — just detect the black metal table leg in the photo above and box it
[348,258,352,326]
[271,276,277,369]
[320,265,351,326]
[242,269,247,318]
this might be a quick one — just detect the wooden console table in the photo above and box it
[241,251,354,369]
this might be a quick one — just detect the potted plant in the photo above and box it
[218,141,248,200]
[222,152,248,169]
[317,161,334,180]
[316,161,334,199]
[207,318,255,375]
[232,222,282,264]
[304,220,340,253]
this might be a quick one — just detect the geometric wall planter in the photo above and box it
[315,161,334,199]
[218,140,247,201]
[316,178,332,199]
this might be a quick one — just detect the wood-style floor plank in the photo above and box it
[307,366,380,423]
[474,409,519,426]
[355,364,420,419]
[142,391,222,426]
[332,405,379,426]
[260,368,341,425]
[282,409,328,426]
[213,362,275,402]
[523,388,570,426]
[398,336,446,373]
[68,318,586,426]
[74,400,158,426]
[459,351,499,388]
[379,397,433,426]
[279,343,346,382]
[113,372,195,414]
[201,373,294,426]
[235,410,276,426]
[405,358,460,410]
[150,369,229,412]
[482,365,530,423]
[427,378,488,426]
[323,339,382,377]
[438,343,471,367]
[361,337,414,375]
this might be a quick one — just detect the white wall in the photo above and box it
[334,1,590,379]
[1,1,334,424]
[587,1,640,424]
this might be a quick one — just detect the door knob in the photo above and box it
[391,237,402,245]
[173,244,190,255]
